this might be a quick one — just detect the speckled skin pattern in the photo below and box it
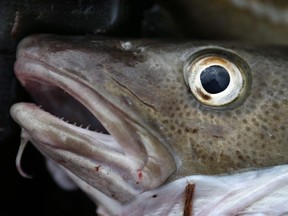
[14,35,288,182]
[95,40,288,180]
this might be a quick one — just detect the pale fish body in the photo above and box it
[10,35,288,215]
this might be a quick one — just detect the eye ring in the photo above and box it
[184,48,252,109]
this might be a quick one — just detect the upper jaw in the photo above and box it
[10,35,176,202]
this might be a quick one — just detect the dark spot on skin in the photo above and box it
[152,194,157,198]
[272,102,280,109]
[252,159,258,165]
[162,119,169,124]
[196,88,211,100]
[209,114,215,119]
[237,154,245,162]
[272,127,278,132]
[236,110,242,115]
[236,150,245,162]
[273,115,280,121]
[272,79,279,86]
[192,128,198,133]
[259,133,265,139]
[95,165,101,172]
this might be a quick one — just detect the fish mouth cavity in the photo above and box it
[15,57,108,132]
[12,55,147,157]
[16,60,108,134]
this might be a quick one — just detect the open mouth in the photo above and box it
[24,80,110,134]
[13,56,131,155]
[10,38,176,202]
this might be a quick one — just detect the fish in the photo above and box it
[158,0,288,44]
[10,34,288,215]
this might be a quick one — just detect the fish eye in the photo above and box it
[184,48,252,109]
[200,65,230,94]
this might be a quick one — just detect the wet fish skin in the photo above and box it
[17,35,288,177]
[159,0,288,44]
[10,35,288,214]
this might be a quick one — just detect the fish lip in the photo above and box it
[13,54,148,162]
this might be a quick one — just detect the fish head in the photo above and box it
[10,35,288,206]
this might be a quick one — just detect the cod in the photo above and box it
[10,34,288,215]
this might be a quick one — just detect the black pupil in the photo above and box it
[200,65,230,94]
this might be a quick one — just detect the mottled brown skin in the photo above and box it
[15,35,288,182]
[95,41,288,180]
